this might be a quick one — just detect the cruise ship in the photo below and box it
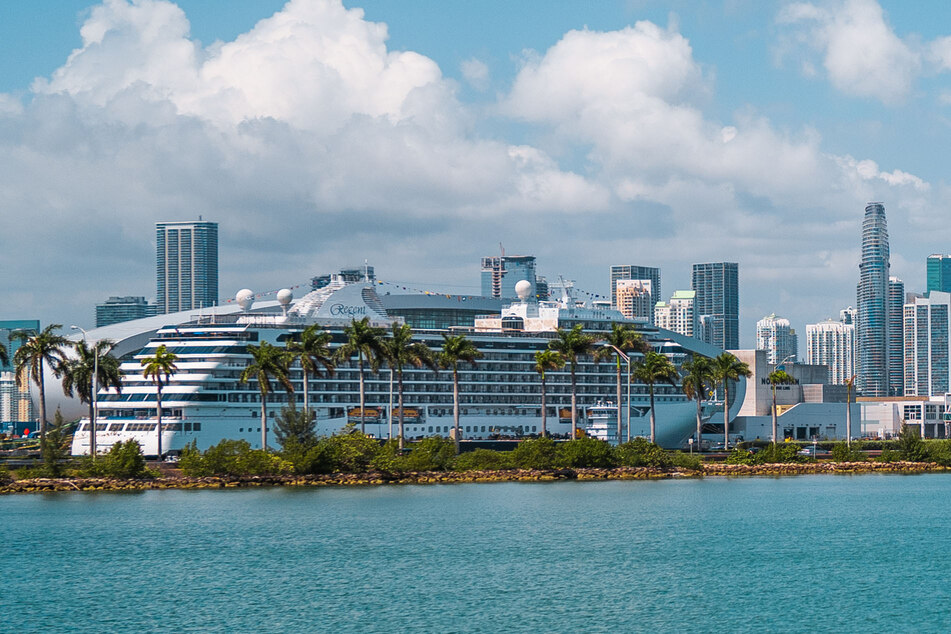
[69,276,745,455]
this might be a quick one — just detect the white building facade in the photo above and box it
[806,319,855,385]
[615,279,653,323]
[755,314,798,365]
[903,291,951,397]
[654,290,697,338]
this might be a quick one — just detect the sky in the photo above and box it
[2,0,951,347]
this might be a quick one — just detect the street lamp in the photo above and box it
[602,344,631,444]
[71,325,98,458]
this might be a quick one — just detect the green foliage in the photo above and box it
[40,409,71,477]
[369,439,404,474]
[511,436,560,469]
[925,440,951,466]
[401,436,456,471]
[878,449,903,463]
[831,441,868,462]
[614,437,671,468]
[897,424,928,462]
[79,440,153,479]
[323,425,382,473]
[452,448,515,471]
[273,403,317,449]
[557,437,617,468]
[758,443,805,464]
[181,439,292,476]
[725,447,756,465]
[669,451,702,470]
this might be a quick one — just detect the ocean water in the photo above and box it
[2,475,950,633]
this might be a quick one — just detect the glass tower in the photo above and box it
[692,262,739,350]
[156,220,219,314]
[887,276,905,396]
[856,202,890,397]
[481,255,537,299]
[927,255,951,293]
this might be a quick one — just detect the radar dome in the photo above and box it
[515,280,532,300]
[277,289,293,306]
[236,289,254,312]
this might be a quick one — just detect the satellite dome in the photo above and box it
[277,288,293,306]
[515,280,532,300]
[236,289,254,312]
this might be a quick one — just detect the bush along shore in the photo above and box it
[3,424,951,494]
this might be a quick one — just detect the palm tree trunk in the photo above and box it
[771,387,778,445]
[302,366,310,421]
[615,358,622,443]
[453,367,460,454]
[397,368,405,451]
[570,367,578,439]
[649,383,656,444]
[695,394,703,451]
[156,378,163,459]
[723,380,730,450]
[358,355,366,434]
[260,391,268,452]
[37,359,47,440]
[89,399,96,459]
[540,374,547,438]
[846,388,852,447]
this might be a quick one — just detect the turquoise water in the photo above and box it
[2,475,949,633]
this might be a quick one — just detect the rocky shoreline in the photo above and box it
[2,461,949,493]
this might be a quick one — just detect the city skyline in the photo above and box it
[4,1,951,345]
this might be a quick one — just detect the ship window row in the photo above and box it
[80,422,203,432]
[99,393,224,402]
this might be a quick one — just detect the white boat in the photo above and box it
[70,276,745,455]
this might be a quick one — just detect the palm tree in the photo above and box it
[383,323,438,450]
[548,325,598,439]
[335,317,385,434]
[845,374,857,447]
[681,355,714,451]
[712,352,752,450]
[286,324,335,420]
[767,369,795,445]
[633,351,680,444]
[0,342,7,367]
[240,341,294,452]
[439,334,482,454]
[534,350,565,438]
[12,324,69,440]
[61,339,122,458]
[141,344,179,459]
[595,323,648,442]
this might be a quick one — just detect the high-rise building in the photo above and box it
[888,276,905,396]
[156,220,219,314]
[654,290,697,338]
[839,306,856,325]
[481,255,537,299]
[856,202,890,397]
[692,262,739,350]
[610,265,660,322]
[927,254,951,294]
[615,280,654,322]
[903,291,951,397]
[0,320,39,425]
[806,318,855,385]
[95,296,159,328]
[755,314,798,365]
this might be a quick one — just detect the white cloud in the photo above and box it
[776,0,920,104]
[460,58,490,91]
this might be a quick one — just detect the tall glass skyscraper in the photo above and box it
[156,220,219,314]
[887,276,905,396]
[481,255,537,299]
[692,262,739,350]
[856,202,890,397]
[927,254,951,293]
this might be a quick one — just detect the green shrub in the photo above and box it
[511,436,559,470]
[897,424,928,462]
[323,428,382,473]
[669,451,702,470]
[878,449,902,463]
[79,440,153,479]
[831,441,867,462]
[369,439,404,474]
[557,437,617,468]
[452,449,514,471]
[179,441,207,476]
[401,436,456,472]
[615,437,671,468]
[757,443,805,464]
[725,448,756,465]
[279,437,334,475]
[925,440,951,466]
[180,439,292,476]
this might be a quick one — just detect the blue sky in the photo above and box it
[2,0,950,346]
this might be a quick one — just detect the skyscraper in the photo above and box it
[888,276,905,396]
[615,279,654,322]
[481,255,537,299]
[755,314,798,365]
[903,291,951,397]
[0,320,39,425]
[927,255,951,294]
[96,296,159,328]
[856,202,890,397]
[610,265,660,321]
[806,318,855,385]
[156,220,219,314]
[692,262,739,350]
[654,290,697,338]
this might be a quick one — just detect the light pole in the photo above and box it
[71,325,98,458]
[602,344,631,444]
